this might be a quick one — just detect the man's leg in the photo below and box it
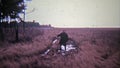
[64,44,66,51]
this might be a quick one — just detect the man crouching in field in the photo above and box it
[57,30,69,52]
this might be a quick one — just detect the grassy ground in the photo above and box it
[0,27,120,68]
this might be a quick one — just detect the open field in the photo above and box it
[0,27,120,68]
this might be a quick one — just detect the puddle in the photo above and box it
[61,44,76,51]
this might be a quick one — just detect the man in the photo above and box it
[57,30,69,51]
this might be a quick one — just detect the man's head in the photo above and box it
[62,30,66,33]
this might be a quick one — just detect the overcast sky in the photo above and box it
[25,0,120,27]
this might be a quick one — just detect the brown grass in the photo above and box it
[0,28,120,68]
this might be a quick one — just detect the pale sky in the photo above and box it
[25,0,120,28]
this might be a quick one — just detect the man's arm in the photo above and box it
[57,33,61,37]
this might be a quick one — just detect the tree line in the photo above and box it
[0,0,25,42]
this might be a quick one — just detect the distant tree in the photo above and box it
[0,0,25,41]
[1,0,25,21]
[0,0,4,41]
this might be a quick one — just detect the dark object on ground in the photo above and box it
[41,37,78,56]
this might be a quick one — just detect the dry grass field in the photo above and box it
[0,27,120,68]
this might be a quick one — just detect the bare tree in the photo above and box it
[0,0,25,41]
